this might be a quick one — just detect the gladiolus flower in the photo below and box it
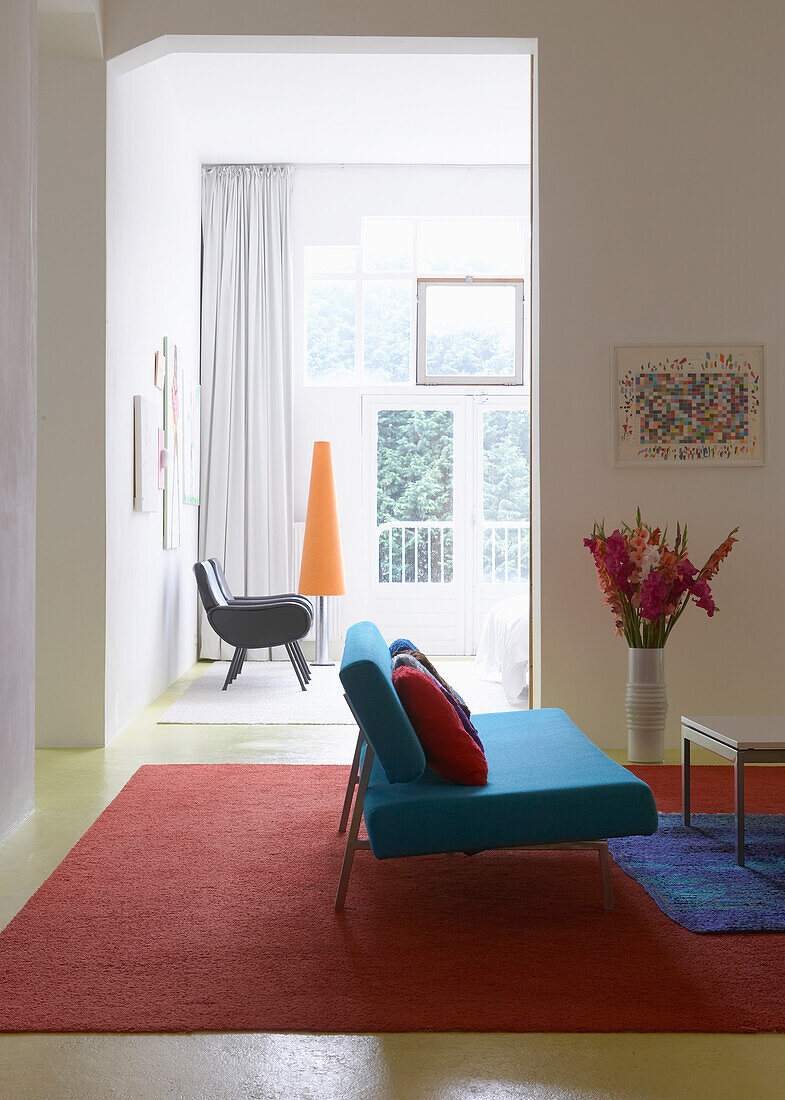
[639,570,669,620]
[638,542,661,580]
[690,577,716,617]
[604,530,635,595]
[629,534,648,567]
[584,513,736,645]
[700,530,739,581]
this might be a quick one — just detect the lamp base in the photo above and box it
[311,596,333,666]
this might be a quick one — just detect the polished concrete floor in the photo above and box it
[1,663,784,1099]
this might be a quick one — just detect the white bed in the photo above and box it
[474,595,529,706]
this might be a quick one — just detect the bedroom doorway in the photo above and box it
[362,394,529,656]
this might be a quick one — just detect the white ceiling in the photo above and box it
[167,51,531,166]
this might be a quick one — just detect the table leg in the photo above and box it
[682,733,691,826]
[734,751,745,867]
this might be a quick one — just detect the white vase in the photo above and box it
[626,647,667,763]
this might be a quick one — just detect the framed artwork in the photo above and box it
[182,379,201,506]
[133,395,161,512]
[154,349,164,389]
[163,337,182,548]
[612,344,764,466]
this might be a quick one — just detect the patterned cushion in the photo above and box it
[393,648,471,718]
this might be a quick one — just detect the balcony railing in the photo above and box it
[377,522,454,584]
[376,520,529,584]
[483,521,530,584]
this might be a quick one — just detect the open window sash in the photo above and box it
[416,277,524,386]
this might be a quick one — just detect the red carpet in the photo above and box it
[0,763,784,1033]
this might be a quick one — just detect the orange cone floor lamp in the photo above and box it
[298,441,346,666]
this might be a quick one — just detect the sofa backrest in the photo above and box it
[340,621,426,784]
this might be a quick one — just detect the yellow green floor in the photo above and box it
[1,663,784,1099]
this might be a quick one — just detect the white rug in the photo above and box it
[158,662,352,725]
[158,658,527,726]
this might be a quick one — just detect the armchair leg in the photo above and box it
[222,648,242,690]
[234,648,247,680]
[339,728,365,834]
[335,742,375,911]
[285,642,307,691]
[291,641,311,683]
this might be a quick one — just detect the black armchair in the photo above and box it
[194,560,313,691]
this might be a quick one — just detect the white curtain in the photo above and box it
[199,165,294,659]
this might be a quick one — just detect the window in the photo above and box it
[304,217,526,385]
[416,278,524,386]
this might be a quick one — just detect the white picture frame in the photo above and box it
[611,343,765,467]
[133,395,161,513]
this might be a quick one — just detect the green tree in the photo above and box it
[306,283,355,381]
[482,410,530,521]
[363,281,410,384]
[376,410,453,524]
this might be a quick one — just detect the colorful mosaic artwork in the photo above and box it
[614,346,763,465]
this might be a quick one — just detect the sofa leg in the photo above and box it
[335,743,374,910]
[339,729,365,835]
[598,841,614,910]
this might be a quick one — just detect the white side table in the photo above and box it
[681,715,785,867]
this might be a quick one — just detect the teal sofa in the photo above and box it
[336,621,658,910]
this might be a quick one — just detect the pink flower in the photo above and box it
[639,570,669,620]
[678,558,697,585]
[604,530,635,596]
[690,577,716,617]
[628,533,648,568]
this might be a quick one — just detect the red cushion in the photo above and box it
[392,667,488,786]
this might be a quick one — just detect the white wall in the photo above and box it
[105,56,201,741]
[0,0,36,836]
[291,165,530,638]
[37,54,107,747]
[168,49,530,165]
[97,3,785,753]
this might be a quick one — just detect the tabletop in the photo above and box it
[682,715,785,751]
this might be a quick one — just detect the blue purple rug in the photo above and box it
[608,814,785,933]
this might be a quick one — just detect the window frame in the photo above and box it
[415,276,525,387]
[303,216,528,388]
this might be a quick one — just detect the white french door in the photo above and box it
[362,393,529,655]
[362,395,469,653]
[471,396,530,654]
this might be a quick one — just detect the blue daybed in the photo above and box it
[335,621,658,911]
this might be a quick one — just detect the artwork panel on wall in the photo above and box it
[163,336,182,548]
[133,395,161,513]
[612,344,764,467]
[183,379,200,506]
[154,349,164,390]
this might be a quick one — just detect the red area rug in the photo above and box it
[1,764,784,1033]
